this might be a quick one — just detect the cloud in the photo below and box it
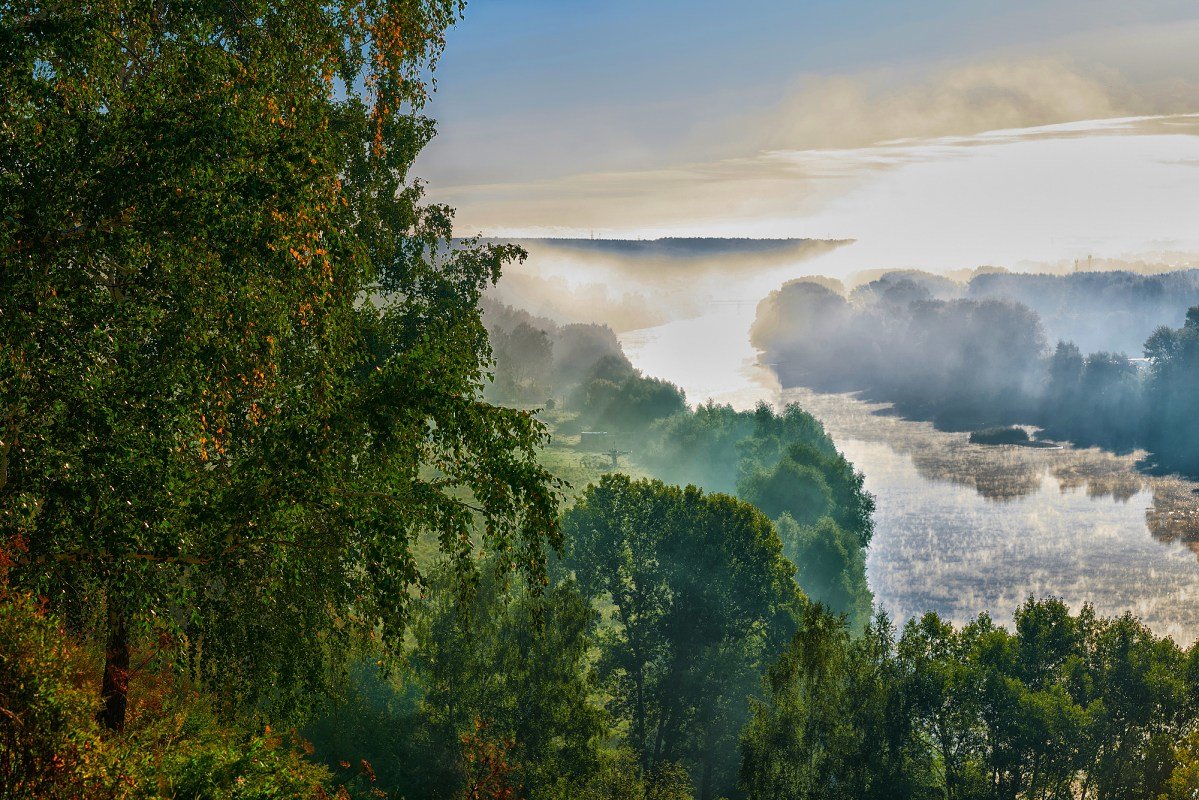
[758,58,1132,151]
[432,56,1199,240]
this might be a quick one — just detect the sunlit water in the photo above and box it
[621,313,1199,644]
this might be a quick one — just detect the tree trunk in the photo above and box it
[97,602,130,732]
[652,704,671,767]
[698,745,715,800]
[634,668,648,769]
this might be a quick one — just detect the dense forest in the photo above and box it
[5,2,1199,800]
[752,274,1199,474]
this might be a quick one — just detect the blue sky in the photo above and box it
[414,1,1199,239]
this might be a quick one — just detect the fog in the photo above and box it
[442,115,1199,262]
[753,271,1199,476]
[473,115,1199,417]
[485,236,849,332]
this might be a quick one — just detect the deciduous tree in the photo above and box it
[563,474,799,800]
[1,0,560,730]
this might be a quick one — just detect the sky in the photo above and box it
[414,0,1199,271]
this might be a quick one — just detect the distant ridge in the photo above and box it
[476,236,853,259]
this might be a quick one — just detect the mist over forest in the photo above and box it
[752,269,1199,474]
[479,237,849,332]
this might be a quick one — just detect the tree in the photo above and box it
[775,515,871,629]
[569,363,687,433]
[1160,730,1199,800]
[1076,352,1142,448]
[740,605,932,800]
[563,474,800,800]
[302,563,607,800]
[1041,340,1084,436]
[739,458,833,527]
[897,612,988,800]
[490,321,553,403]
[1144,307,1199,474]
[578,749,694,800]
[409,563,608,800]
[2,0,560,730]
[741,597,1197,800]
[0,576,107,797]
[1079,612,1194,800]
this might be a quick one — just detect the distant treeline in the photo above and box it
[969,268,1199,355]
[831,267,1199,355]
[752,273,1199,475]
[488,236,843,260]
[482,296,688,430]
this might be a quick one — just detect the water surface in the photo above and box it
[786,387,1199,644]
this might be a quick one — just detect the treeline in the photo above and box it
[482,297,687,431]
[969,268,1199,355]
[841,266,1199,355]
[303,476,799,800]
[13,541,1199,800]
[743,598,1199,800]
[303,462,1199,800]
[752,275,1199,474]
[641,403,875,627]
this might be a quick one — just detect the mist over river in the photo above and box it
[621,310,1199,644]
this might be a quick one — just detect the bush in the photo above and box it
[0,560,333,799]
[968,426,1030,445]
[0,588,110,799]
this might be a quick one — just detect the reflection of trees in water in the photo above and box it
[1049,462,1145,503]
[783,387,1199,556]
[908,441,1044,501]
[1146,480,1199,556]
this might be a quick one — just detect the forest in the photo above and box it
[5,2,1199,800]
[751,274,1199,474]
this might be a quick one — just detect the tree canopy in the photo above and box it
[741,598,1199,800]
[2,0,560,729]
[563,474,801,800]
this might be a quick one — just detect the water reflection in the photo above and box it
[785,387,1199,542]
[784,387,1199,644]
[1148,480,1199,557]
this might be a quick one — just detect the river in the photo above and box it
[621,308,1199,644]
